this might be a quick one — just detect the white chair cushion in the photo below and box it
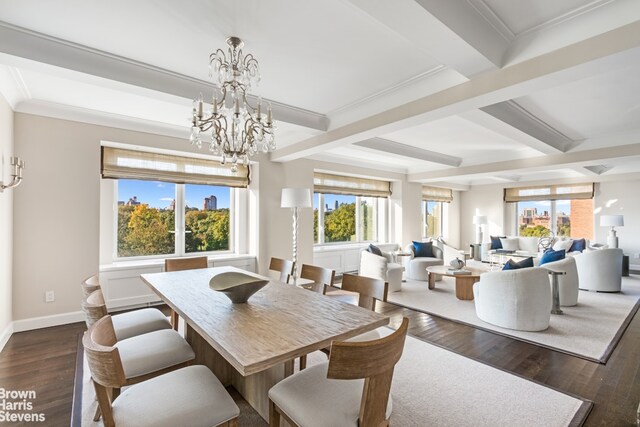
[500,238,519,251]
[269,361,392,427]
[112,308,172,341]
[112,365,239,427]
[115,329,195,378]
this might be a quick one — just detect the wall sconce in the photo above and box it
[0,156,25,192]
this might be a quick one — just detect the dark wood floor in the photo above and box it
[1,298,638,426]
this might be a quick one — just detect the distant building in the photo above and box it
[117,201,124,206]
[334,200,338,210]
[169,199,175,211]
[203,195,217,210]
[126,196,140,206]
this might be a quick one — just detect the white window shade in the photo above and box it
[504,183,593,202]
[101,147,250,188]
[313,172,391,197]
[422,186,453,203]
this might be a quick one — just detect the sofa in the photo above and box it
[403,243,444,281]
[481,236,590,264]
[359,250,403,292]
[540,256,579,306]
[574,248,623,292]
[473,267,552,331]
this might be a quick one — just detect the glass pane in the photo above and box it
[117,179,176,257]
[358,197,377,241]
[517,201,552,237]
[323,194,356,243]
[556,200,571,237]
[184,184,231,252]
[426,201,442,238]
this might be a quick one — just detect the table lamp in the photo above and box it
[600,215,623,248]
[281,188,312,285]
[472,215,487,245]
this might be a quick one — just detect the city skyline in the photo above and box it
[117,179,230,209]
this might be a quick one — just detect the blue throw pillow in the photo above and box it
[490,235,505,250]
[539,249,566,266]
[569,238,586,253]
[502,257,534,271]
[367,244,382,256]
[412,241,434,258]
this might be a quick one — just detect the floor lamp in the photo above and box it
[281,188,312,285]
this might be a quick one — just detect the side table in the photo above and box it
[394,251,412,282]
[470,244,482,261]
[623,254,629,277]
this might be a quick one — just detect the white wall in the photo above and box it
[460,185,505,249]
[595,180,640,267]
[0,93,13,343]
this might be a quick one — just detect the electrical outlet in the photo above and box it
[45,291,55,303]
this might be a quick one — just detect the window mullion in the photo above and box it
[318,193,325,244]
[175,184,185,256]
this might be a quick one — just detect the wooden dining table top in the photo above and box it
[141,266,389,376]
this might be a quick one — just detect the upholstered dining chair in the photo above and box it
[84,315,239,427]
[269,317,409,427]
[82,274,102,298]
[299,264,336,294]
[269,257,294,283]
[82,289,172,341]
[164,256,209,330]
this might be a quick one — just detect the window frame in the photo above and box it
[314,192,385,246]
[515,199,590,238]
[112,179,236,261]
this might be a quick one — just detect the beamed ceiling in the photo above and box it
[0,0,639,187]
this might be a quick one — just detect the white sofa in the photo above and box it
[540,256,579,306]
[574,248,623,292]
[481,236,540,263]
[359,250,403,292]
[403,243,444,281]
[473,267,552,331]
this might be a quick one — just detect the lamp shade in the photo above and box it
[472,215,487,225]
[600,215,624,227]
[281,188,312,208]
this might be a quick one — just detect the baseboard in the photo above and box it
[0,322,14,352]
[12,311,85,333]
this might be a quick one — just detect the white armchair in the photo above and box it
[473,268,551,331]
[574,248,623,292]
[359,250,403,292]
[540,256,579,306]
[403,243,444,281]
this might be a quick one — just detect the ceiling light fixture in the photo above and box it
[190,36,275,172]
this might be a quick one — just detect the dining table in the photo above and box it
[141,266,389,420]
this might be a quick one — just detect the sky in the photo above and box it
[118,179,230,209]
[313,193,355,210]
[517,200,571,216]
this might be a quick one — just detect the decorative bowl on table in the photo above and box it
[449,257,466,269]
[209,272,269,303]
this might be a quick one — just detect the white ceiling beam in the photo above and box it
[0,21,328,131]
[408,143,640,182]
[479,101,577,153]
[271,21,640,162]
[353,138,462,167]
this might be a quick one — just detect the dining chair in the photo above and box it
[164,256,209,330]
[269,257,294,283]
[269,318,409,427]
[299,264,335,294]
[82,289,172,341]
[82,274,102,297]
[84,316,239,427]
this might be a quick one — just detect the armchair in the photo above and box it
[403,243,444,281]
[359,250,402,292]
[574,248,623,292]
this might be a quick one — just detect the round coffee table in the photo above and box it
[426,265,486,300]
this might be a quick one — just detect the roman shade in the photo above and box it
[504,183,594,202]
[422,186,453,203]
[101,147,250,188]
[313,172,391,197]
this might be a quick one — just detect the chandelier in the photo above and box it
[190,36,275,172]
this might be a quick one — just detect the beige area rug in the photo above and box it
[387,274,640,363]
[77,332,589,426]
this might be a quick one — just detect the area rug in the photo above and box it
[387,274,640,363]
[76,332,590,426]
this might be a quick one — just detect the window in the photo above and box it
[313,193,381,244]
[516,199,593,239]
[422,200,442,239]
[116,180,233,258]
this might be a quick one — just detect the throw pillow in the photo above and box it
[502,257,534,271]
[412,241,434,258]
[499,237,519,251]
[490,235,506,250]
[569,238,586,252]
[552,239,573,252]
[367,244,383,256]
[539,249,566,266]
